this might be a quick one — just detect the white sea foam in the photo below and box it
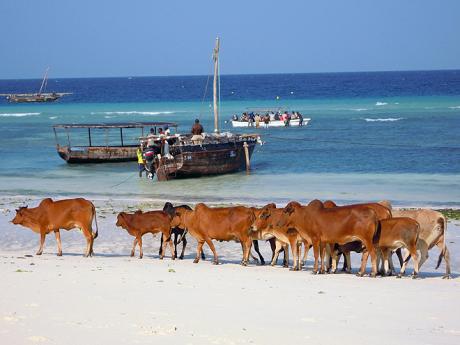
[375,102,388,106]
[364,117,403,122]
[0,112,41,117]
[448,106,460,109]
[90,111,175,116]
[49,116,58,119]
[351,108,368,112]
[104,115,114,119]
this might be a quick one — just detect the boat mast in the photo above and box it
[213,37,220,133]
[38,67,50,95]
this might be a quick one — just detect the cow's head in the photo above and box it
[11,206,40,231]
[170,207,190,229]
[11,206,28,225]
[252,203,276,231]
[116,212,127,228]
[276,201,302,227]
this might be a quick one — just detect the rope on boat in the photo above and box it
[110,173,136,188]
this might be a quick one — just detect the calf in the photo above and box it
[11,198,98,257]
[170,203,255,265]
[251,203,311,270]
[116,210,174,259]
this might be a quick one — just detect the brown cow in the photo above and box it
[323,200,392,273]
[170,203,255,265]
[373,217,420,278]
[250,204,311,270]
[277,200,379,276]
[116,210,175,259]
[11,198,98,257]
[379,201,451,279]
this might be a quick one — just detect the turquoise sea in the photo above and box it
[0,71,459,207]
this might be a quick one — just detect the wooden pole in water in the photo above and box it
[243,142,250,174]
[213,37,220,133]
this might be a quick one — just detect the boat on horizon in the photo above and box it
[230,108,311,128]
[0,68,71,103]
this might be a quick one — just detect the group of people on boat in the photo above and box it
[137,126,173,179]
[137,119,205,179]
[232,110,304,127]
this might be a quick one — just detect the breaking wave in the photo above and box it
[90,111,175,116]
[0,112,41,117]
[375,102,388,106]
[448,106,460,109]
[350,108,368,112]
[49,116,58,119]
[363,117,404,122]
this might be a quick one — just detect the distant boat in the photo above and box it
[0,67,71,103]
[231,108,311,128]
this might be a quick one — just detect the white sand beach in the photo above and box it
[1,196,459,345]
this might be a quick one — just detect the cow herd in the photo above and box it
[11,197,452,279]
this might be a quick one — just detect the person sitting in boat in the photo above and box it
[248,112,255,126]
[191,118,204,144]
[240,113,248,122]
[291,111,298,120]
[269,112,275,121]
[164,125,171,135]
[284,112,291,127]
[255,114,261,128]
[264,114,270,128]
[274,112,280,121]
[232,114,238,121]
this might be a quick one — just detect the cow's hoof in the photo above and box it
[179,255,184,260]
[356,272,364,277]
[36,252,42,256]
[312,270,318,275]
[241,261,248,266]
[396,274,403,279]
[283,264,289,268]
[212,260,219,265]
[411,273,419,279]
[130,253,134,257]
[370,273,377,278]
[159,256,164,260]
[193,258,199,263]
[260,260,265,266]
[57,252,63,257]
[442,274,451,280]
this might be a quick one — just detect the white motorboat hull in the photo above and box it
[231,118,310,128]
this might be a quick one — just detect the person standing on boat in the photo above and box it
[137,145,146,178]
[298,112,303,126]
[164,125,171,136]
[255,113,261,128]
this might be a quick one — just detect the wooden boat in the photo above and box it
[0,68,71,103]
[53,122,177,163]
[151,37,261,181]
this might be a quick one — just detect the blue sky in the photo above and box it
[1,0,459,78]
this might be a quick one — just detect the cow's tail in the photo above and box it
[92,203,99,240]
[435,215,447,270]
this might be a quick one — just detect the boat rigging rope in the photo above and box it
[110,173,136,188]
[199,72,212,121]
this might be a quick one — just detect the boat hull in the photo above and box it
[231,118,310,128]
[57,145,138,163]
[155,140,256,180]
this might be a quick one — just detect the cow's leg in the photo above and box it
[312,241,320,274]
[82,227,93,257]
[368,245,378,278]
[161,231,175,260]
[138,236,143,259]
[270,240,282,266]
[388,252,395,276]
[158,233,164,257]
[131,238,138,257]
[194,240,205,263]
[382,249,390,276]
[436,240,451,279]
[409,244,419,279]
[36,230,46,255]
[297,242,302,269]
[204,238,218,265]
[54,230,62,256]
[324,244,332,272]
[179,236,187,260]
[398,249,412,278]
[283,244,289,268]
[252,240,265,265]
[319,242,327,274]
[344,251,352,273]
[241,239,252,266]
[288,237,299,271]
[173,232,179,258]
[357,251,369,277]
[269,237,276,262]
[301,242,310,268]
[330,247,339,274]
